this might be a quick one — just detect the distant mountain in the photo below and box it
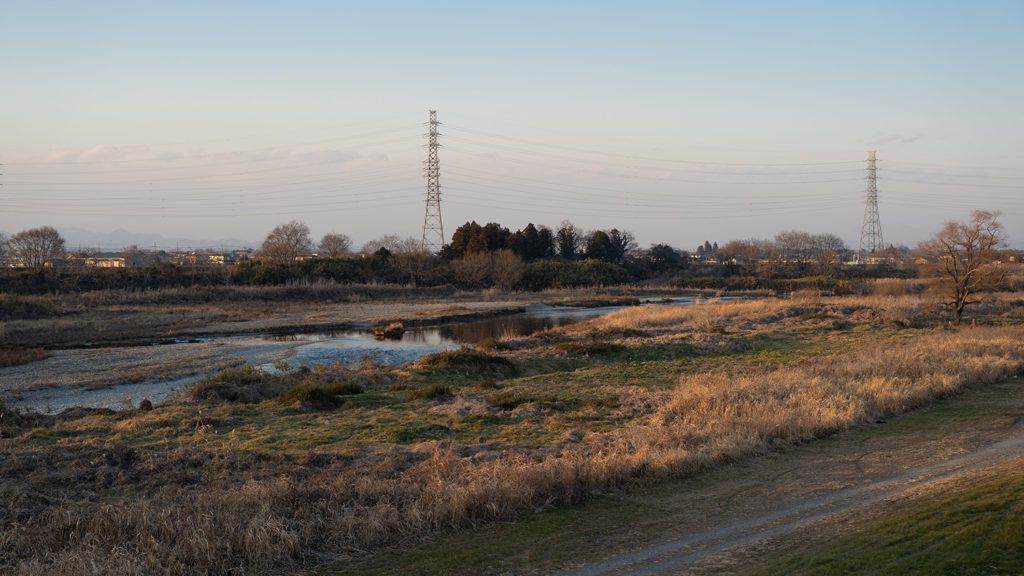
[58,227,258,252]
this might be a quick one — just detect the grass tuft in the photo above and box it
[408,384,453,401]
[419,348,516,374]
[277,382,363,410]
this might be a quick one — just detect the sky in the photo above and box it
[1,1,1022,251]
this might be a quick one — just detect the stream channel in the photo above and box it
[16,298,699,412]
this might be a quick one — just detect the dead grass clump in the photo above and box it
[0,347,48,367]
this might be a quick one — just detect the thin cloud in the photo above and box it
[868,132,922,147]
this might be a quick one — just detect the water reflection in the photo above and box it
[264,302,678,368]
[16,299,701,412]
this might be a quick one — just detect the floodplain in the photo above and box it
[1,283,1023,575]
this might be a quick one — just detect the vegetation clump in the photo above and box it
[190,365,275,402]
[408,384,453,401]
[474,337,509,351]
[388,423,451,442]
[277,382,363,410]
[419,348,516,375]
[0,294,59,320]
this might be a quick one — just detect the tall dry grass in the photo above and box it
[569,293,932,334]
[4,324,1023,575]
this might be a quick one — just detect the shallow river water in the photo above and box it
[12,299,696,412]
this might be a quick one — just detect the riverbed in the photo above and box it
[2,299,697,412]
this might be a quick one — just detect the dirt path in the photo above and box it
[560,423,1024,575]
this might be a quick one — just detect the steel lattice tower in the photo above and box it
[858,150,883,258]
[421,110,445,253]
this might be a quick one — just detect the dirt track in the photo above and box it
[555,378,1024,576]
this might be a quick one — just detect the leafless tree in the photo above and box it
[810,233,848,276]
[8,226,66,271]
[318,233,352,258]
[453,251,492,288]
[490,249,526,291]
[0,232,8,267]
[259,220,312,264]
[774,230,814,263]
[918,210,1007,325]
[361,234,420,255]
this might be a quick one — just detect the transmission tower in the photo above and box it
[421,110,445,253]
[858,150,884,259]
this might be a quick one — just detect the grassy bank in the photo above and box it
[1,292,1022,574]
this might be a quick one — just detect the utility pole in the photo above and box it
[858,150,884,260]
[421,110,445,253]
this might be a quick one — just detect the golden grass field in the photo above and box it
[1,285,1022,575]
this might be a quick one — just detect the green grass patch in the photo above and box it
[419,348,516,375]
[408,384,452,401]
[277,382,363,410]
[555,341,623,355]
[387,424,452,443]
[758,465,1024,575]
[488,392,562,411]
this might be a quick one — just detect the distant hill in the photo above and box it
[57,227,257,252]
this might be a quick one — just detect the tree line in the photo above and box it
[1,211,1014,324]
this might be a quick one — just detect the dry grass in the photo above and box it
[3,289,1023,575]
[4,320,1022,575]
[567,293,934,336]
[0,348,48,368]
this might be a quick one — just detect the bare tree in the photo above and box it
[8,226,66,271]
[918,210,1007,325]
[810,233,848,276]
[318,233,352,258]
[259,220,312,264]
[774,230,814,263]
[453,251,492,287]
[361,234,420,255]
[0,232,8,267]
[490,249,526,291]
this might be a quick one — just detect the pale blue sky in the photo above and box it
[2,1,1022,250]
